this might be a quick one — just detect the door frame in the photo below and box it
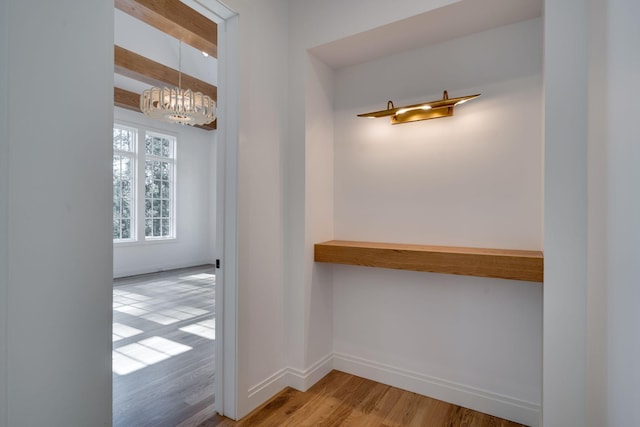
[212,5,239,419]
[182,0,240,419]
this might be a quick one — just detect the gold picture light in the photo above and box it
[358,90,480,125]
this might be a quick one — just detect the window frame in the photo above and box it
[113,124,137,243]
[113,122,178,245]
[143,130,177,241]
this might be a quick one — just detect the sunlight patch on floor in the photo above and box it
[112,336,192,375]
[180,319,215,340]
[113,323,144,342]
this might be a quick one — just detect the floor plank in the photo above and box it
[199,371,528,427]
[113,265,216,427]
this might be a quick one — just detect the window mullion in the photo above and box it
[137,126,145,242]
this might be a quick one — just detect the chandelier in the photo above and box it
[140,41,216,126]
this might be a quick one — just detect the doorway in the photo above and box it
[111,0,238,424]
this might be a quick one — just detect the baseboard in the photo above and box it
[246,368,288,413]
[285,353,334,392]
[113,260,214,279]
[244,353,540,427]
[333,352,540,427]
[244,354,333,417]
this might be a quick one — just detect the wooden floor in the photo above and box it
[113,265,216,427]
[113,267,526,427]
[198,370,527,427]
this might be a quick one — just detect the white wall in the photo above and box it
[586,1,608,427]
[285,0,467,394]
[112,108,216,278]
[543,1,589,426]
[284,2,545,425]
[604,2,640,424]
[301,54,335,379]
[1,0,114,425]
[331,19,543,426]
[1,1,638,426]
[544,0,640,426]
[0,1,9,425]
[334,19,543,249]
[210,0,450,418]
[217,0,289,418]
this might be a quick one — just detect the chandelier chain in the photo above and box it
[178,40,182,91]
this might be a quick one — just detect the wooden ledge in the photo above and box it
[314,240,543,283]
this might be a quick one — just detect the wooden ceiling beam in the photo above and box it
[115,0,217,58]
[114,87,216,131]
[114,45,217,100]
[114,86,141,112]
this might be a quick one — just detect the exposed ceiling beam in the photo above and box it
[114,45,217,101]
[114,86,141,112]
[115,0,218,57]
[114,87,216,131]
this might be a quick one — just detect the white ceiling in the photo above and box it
[309,0,543,69]
[113,7,218,95]
[114,0,541,94]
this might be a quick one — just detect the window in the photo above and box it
[113,126,136,241]
[144,132,176,239]
[113,125,177,243]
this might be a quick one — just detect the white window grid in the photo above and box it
[144,131,176,240]
[113,125,137,242]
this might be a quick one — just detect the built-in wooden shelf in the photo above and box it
[314,240,543,283]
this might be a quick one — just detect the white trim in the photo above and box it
[246,369,288,408]
[240,353,539,426]
[112,124,138,242]
[195,1,240,419]
[333,352,540,427]
[112,259,214,279]
[182,0,235,22]
[143,131,177,240]
[285,353,334,392]
[112,122,179,243]
[113,236,178,248]
[244,354,334,413]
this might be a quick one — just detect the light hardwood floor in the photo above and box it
[198,370,527,427]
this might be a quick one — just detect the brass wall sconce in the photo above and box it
[358,90,480,124]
